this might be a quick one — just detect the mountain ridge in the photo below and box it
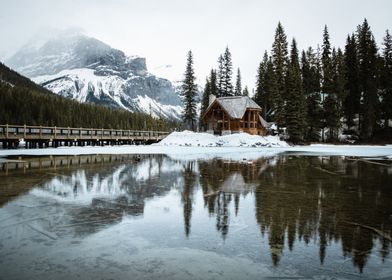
[6,33,185,120]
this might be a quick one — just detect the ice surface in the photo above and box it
[0,132,391,160]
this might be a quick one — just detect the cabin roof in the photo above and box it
[206,96,261,119]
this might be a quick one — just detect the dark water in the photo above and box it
[0,154,391,280]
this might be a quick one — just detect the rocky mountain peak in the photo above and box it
[6,32,185,120]
[6,33,147,78]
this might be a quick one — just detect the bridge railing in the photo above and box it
[0,124,170,140]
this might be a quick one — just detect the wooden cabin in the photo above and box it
[202,95,269,136]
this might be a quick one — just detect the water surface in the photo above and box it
[0,154,391,279]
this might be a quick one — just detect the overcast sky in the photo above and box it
[1,0,391,89]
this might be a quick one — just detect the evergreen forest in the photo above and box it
[196,19,392,143]
[0,62,173,131]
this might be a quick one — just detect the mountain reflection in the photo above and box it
[33,155,180,235]
[22,154,392,272]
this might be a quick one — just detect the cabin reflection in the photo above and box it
[193,155,391,272]
[198,158,272,239]
[2,153,391,273]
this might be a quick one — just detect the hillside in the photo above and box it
[0,61,173,130]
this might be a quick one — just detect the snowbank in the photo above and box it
[155,131,289,148]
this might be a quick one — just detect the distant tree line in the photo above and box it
[182,18,391,143]
[0,62,174,131]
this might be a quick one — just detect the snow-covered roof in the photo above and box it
[211,96,261,119]
[259,115,270,128]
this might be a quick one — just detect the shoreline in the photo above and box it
[0,144,391,159]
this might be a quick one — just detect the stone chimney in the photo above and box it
[209,94,216,106]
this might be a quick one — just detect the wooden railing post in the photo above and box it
[54,126,57,139]
[24,124,27,139]
[5,124,8,139]
[39,126,42,138]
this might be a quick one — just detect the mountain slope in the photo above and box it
[6,33,183,119]
[0,61,171,130]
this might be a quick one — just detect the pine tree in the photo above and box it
[321,25,340,141]
[357,19,379,140]
[264,58,278,120]
[343,34,361,130]
[254,52,268,114]
[285,39,306,143]
[181,50,198,131]
[302,47,322,141]
[322,25,334,94]
[217,55,224,97]
[325,47,346,141]
[234,68,242,96]
[217,47,234,97]
[242,86,249,96]
[199,78,211,130]
[209,69,219,97]
[381,29,392,131]
[271,22,289,130]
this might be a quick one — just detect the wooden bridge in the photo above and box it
[0,124,170,149]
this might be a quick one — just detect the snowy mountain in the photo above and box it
[6,32,183,119]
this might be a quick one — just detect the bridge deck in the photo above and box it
[0,124,170,148]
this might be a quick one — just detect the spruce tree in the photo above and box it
[271,22,289,130]
[343,34,360,130]
[322,25,334,94]
[181,50,198,131]
[381,29,392,131]
[264,58,278,120]
[199,78,211,130]
[285,39,306,143]
[217,55,224,97]
[242,86,249,96]
[217,47,234,96]
[325,47,346,141]
[254,52,268,115]
[234,68,242,96]
[357,19,379,140]
[321,25,339,141]
[209,69,219,97]
[302,47,322,141]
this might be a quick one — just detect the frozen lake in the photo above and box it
[0,153,391,279]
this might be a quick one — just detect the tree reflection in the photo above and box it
[254,156,392,272]
[181,161,197,237]
[198,155,392,272]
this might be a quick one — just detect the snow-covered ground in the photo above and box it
[156,131,289,147]
[0,131,391,159]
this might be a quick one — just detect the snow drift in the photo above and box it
[155,131,289,147]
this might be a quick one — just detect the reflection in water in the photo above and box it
[1,154,392,277]
[198,156,392,272]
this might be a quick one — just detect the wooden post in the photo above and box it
[5,124,8,139]
[253,110,256,131]
[248,111,251,130]
[24,124,26,139]
[222,111,225,130]
[39,125,42,139]
[54,126,57,139]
